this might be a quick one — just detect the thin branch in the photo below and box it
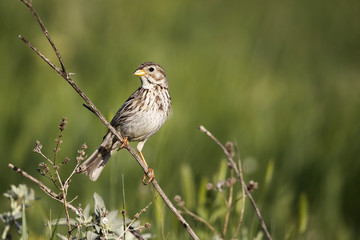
[8,164,78,214]
[63,165,80,191]
[18,1,199,239]
[199,125,272,240]
[34,146,53,165]
[54,170,72,239]
[18,35,63,75]
[20,0,66,72]
[117,201,152,240]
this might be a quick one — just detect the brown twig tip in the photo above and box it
[198,125,207,133]
[33,140,42,153]
[247,180,258,192]
[62,157,70,164]
[37,162,50,174]
[206,183,214,190]
[76,143,88,163]
[8,163,16,170]
[134,201,152,220]
[225,141,235,158]
[59,117,67,131]
[174,195,185,208]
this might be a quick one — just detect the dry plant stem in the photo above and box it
[116,202,152,240]
[36,148,53,165]
[20,0,66,72]
[53,132,72,238]
[75,224,82,240]
[8,164,78,214]
[64,167,80,191]
[199,126,272,240]
[19,1,199,239]
[54,170,72,239]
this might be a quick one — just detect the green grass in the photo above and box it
[1,0,360,239]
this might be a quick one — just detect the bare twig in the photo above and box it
[52,118,73,239]
[54,170,72,239]
[117,201,152,240]
[20,0,66,72]
[199,125,272,240]
[8,164,78,214]
[18,1,199,239]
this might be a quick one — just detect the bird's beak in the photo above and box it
[134,69,146,76]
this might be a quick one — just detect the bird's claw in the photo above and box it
[142,168,155,185]
[118,137,129,150]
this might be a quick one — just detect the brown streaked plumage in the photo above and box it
[77,62,171,182]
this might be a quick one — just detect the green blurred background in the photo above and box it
[1,0,359,239]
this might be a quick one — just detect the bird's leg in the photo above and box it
[138,151,155,185]
[118,136,129,150]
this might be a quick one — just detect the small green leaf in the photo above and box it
[215,159,228,183]
[264,160,274,190]
[197,177,209,219]
[180,164,196,209]
[298,193,308,233]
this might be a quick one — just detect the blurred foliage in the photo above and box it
[0,184,35,239]
[1,0,360,239]
[49,193,151,240]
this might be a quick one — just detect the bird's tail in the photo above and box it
[77,132,119,181]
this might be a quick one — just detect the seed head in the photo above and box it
[59,117,67,131]
[33,140,42,153]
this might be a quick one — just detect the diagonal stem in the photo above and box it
[18,35,62,75]
[8,164,78,213]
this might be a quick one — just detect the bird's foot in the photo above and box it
[142,168,155,185]
[118,137,129,150]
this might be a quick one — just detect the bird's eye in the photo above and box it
[149,67,155,72]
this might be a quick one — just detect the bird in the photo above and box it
[77,62,171,184]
